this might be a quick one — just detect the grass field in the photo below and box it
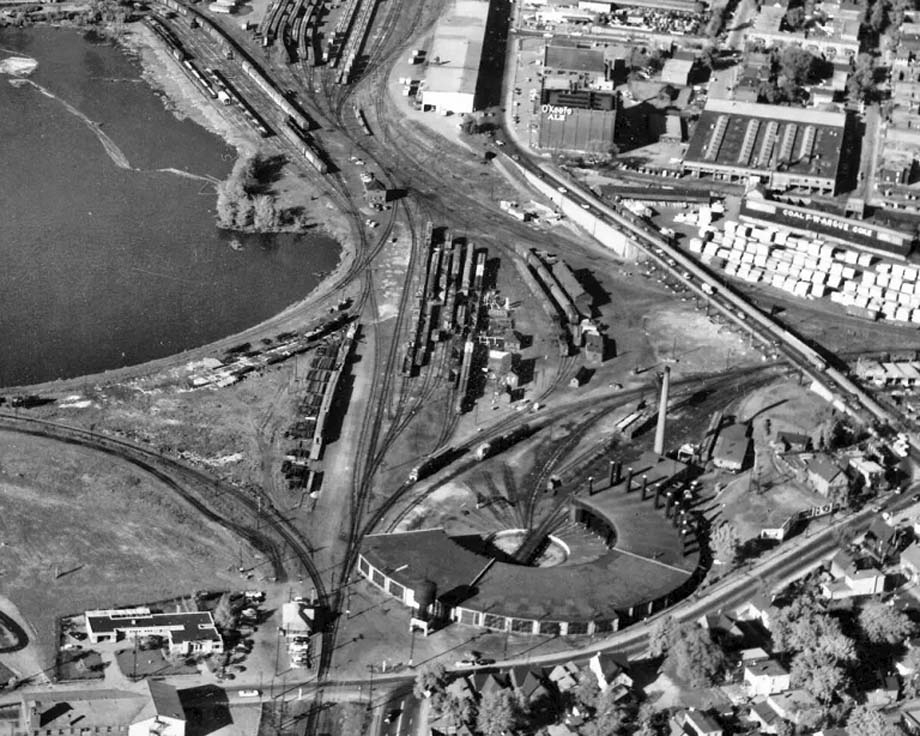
[0,431,257,667]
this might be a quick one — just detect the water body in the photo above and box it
[0,26,341,387]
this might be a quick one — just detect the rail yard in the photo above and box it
[7,0,920,733]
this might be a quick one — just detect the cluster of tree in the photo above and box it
[413,664,529,736]
[758,46,827,104]
[857,0,915,35]
[710,520,741,568]
[771,592,854,707]
[216,152,286,231]
[705,2,731,37]
[847,53,882,103]
[647,618,725,687]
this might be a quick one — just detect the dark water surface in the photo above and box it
[0,26,340,386]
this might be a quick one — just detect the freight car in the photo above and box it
[282,116,329,174]
[408,447,464,483]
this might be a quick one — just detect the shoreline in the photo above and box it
[0,21,359,394]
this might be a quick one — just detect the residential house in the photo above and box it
[509,666,550,703]
[774,431,811,452]
[744,658,791,696]
[767,689,820,726]
[547,725,579,736]
[849,456,886,489]
[821,550,887,599]
[587,652,633,693]
[548,661,580,694]
[748,700,783,734]
[128,681,186,736]
[901,542,920,579]
[732,593,777,631]
[806,455,849,499]
[698,612,744,647]
[864,517,906,565]
[670,708,723,736]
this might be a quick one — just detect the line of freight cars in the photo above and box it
[207,68,273,137]
[281,116,329,174]
[336,0,379,83]
[152,0,329,175]
[407,423,538,483]
[354,106,372,136]
[325,0,361,66]
[403,228,484,379]
[282,323,357,493]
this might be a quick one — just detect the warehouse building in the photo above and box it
[682,99,849,195]
[420,0,491,114]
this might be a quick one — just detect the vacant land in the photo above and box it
[0,431,256,666]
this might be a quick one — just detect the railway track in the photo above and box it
[0,413,328,629]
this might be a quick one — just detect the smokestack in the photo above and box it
[587,476,595,495]
[625,467,634,493]
[641,475,648,500]
[665,491,674,517]
[654,483,662,508]
[654,366,671,456]
[608,461,617,487]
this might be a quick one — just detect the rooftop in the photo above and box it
[544,44,605,74]
[85,610,221,644]
[423,0,490,97]
[361,475,700,623]
[684,99,846,182]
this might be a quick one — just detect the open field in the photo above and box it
[0,431,257,667]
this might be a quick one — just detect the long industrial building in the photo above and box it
[420,0,491,114]
[683,99,850,195]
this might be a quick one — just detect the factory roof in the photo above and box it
[544,44,606,74]
[423,0,489,97]
[684,99,846,182]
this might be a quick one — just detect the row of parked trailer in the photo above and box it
[282,323,358,493]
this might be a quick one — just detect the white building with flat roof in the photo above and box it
[421,0,491,114]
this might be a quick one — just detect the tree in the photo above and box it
[710,521,740,567]
[443,692,476,729]
[589,687,627,735]
[572,673,600,712]
[847,53,876,101]
[847,704,903,736]
[234,198,254,229]
[666,623,725,687]
[785,5,807,28]
[413,663,447,700]
[869,0,887,30]
[213,593,237,631]
[252,195,280,230]
[790,649,847,705]
[647,615,677,658]
[476,689,522,736]
[215,184,238,228]
[780,46,818,87]
[859,602,915,644]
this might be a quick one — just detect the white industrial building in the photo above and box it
[421,0,490,114]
